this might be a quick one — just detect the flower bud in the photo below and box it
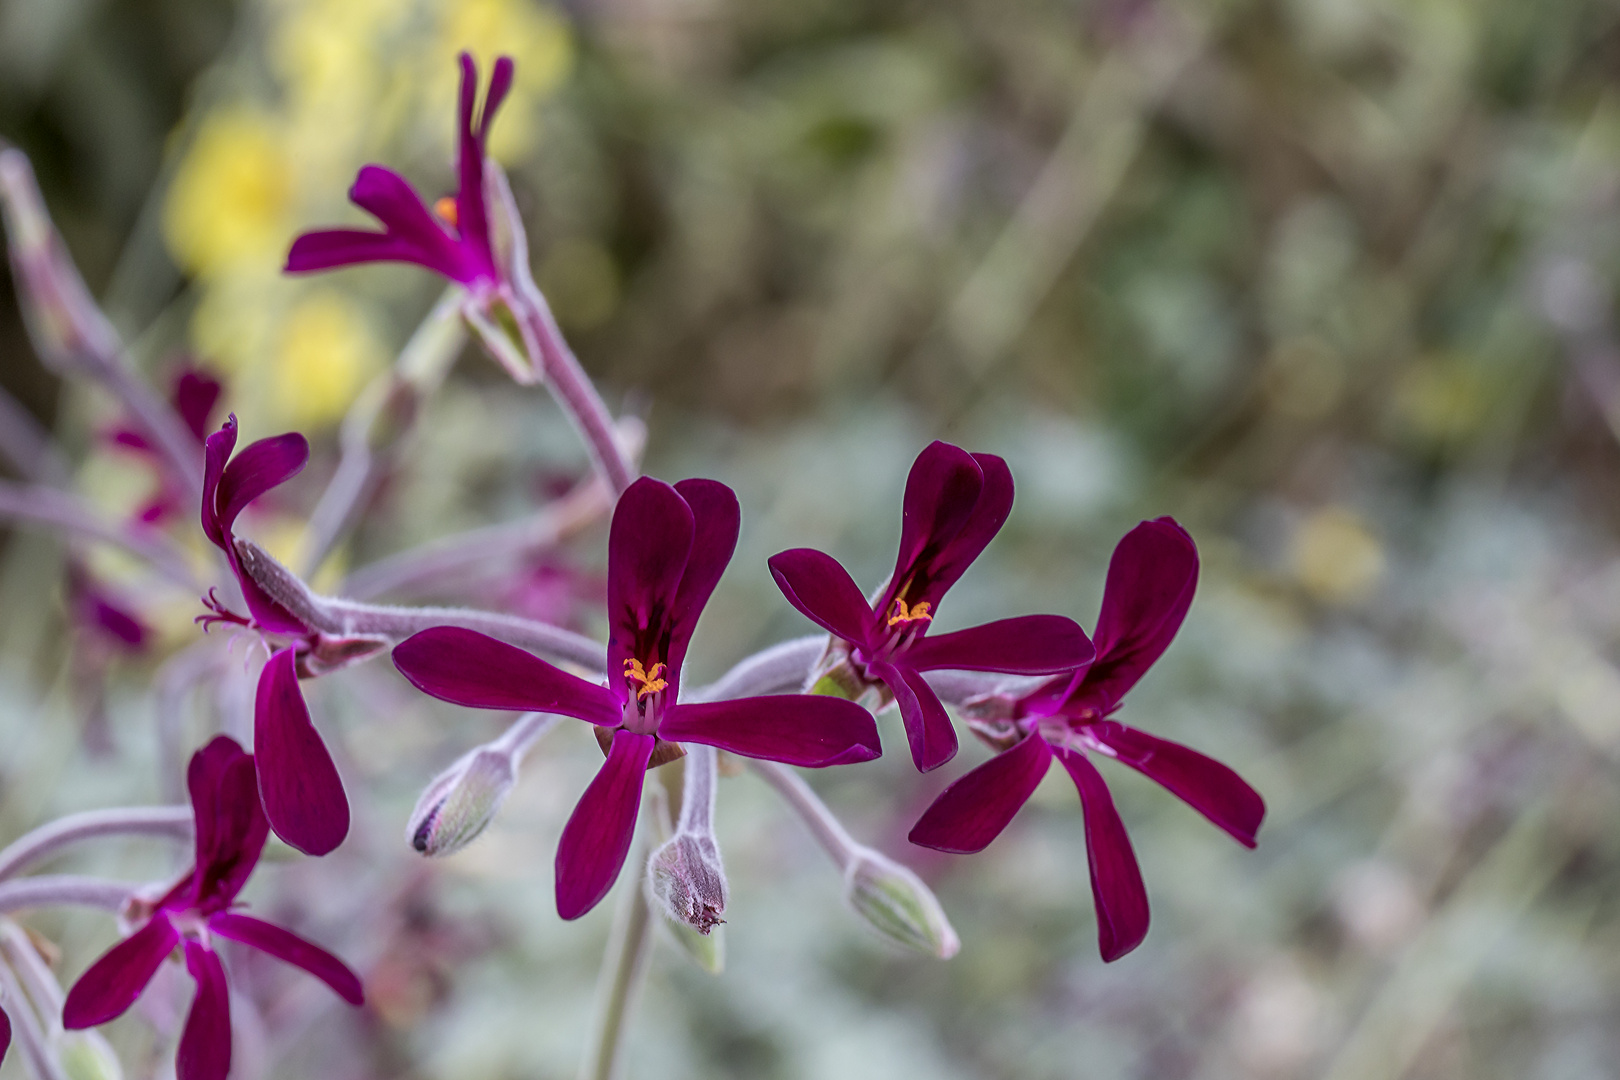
[647,832,728,935]
[57,1030,123,1080]
[843,849,960,959]
[406,746,518,857]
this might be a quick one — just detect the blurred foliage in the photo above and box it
[7,0,1620,1078]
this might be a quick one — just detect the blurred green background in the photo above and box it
[6,0,1620,1077]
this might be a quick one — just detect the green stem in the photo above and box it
[577,849,656,1080]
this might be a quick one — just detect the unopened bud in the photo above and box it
[647,833,728,935]
[407,746,518,857]
[57,1030,123,1080]
[843,849,960,959]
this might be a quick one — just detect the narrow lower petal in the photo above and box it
[1089,722,1265,847]
[178,943,231,1080]
[1081,518,1198,709]
[286,229,440,274]
[63,914,179,1029]
[868,659,957,772]
[665,478,741,687]
[555,729,654,920]
[661,695,880,767]
[767,548,874,644]
[606,478,694,690]
[1051,746,1150,962]
[908,730,1053,852]
[255,648,349,857]
[905,615,1094,675]
[188,736,269,909]
[392,627,618,725]
[209,913,363,1005]
[215,432,309,539]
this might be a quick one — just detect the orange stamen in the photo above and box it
[624,658,668,701]
[434,197,459,228]
[887,598,933,627]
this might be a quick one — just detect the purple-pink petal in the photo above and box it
[664,478,740,690]
[347,166,465,272]
[908,729,1052,852]
[215,432,308,541]
[767,548,874,644]
[918,452,1014,602]
[660,694,880,767]
[174,370,222,442]
[1089,721,1265,847]
[63,913,180,1029]
[285,229,437,274]
[889,441,983,603]
[555,729,655,920]
[392,627,618,725]
[254,648,349,857]
[209,912,364,1005]
[868,659,958,772]
[904,614,1094,675]
[200,419,238,546]
[453,54,496,277]
[1052,746,1150,962]
[606,478,695,694]
[1078,518,1198,710]
[187,736,269,910]
[0,1003,9,1067]
[178,942,231,1080]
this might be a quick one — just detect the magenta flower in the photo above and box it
[63,737,363,1080]
[393,476,882,919]
[109,366,222,525]
[200,416,349,857]
[908,519,1265,961]
[285,52,511,292]
[768,441,1094,772]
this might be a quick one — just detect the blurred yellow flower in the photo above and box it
[164,109,293,279]
[1291,507,1386,604]
[273,291,387,426]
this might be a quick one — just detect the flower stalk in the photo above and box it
[0,481,201,591]
[0,807,192,882]
[577,846,656,1080]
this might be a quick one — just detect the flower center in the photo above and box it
[886,597,933,628]
[434,196,459,228]
[624,659,668,701]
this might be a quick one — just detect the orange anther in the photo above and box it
[434,196,459,227]
[624,658,668,701]
[886,598,933,628]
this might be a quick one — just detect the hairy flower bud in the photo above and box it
[647,832,728,935]
[407,746,518,857]
[843,850,960,959]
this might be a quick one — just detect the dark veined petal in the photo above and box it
[887,441,982,608]
[555,729,655,920]
[904,615,1094,675]
[63,913,180,1029]
[606,478,695,697]
[1089,721,1265,847]
[908,729,1053,852]
[767,548,874,645]
[178,943,231,1080]
[392,627,618,725]
[254,648,349,857]
[187,736,269,910]
[200,417,238,546]
[1051,746,1150,962]
[661,695,880,767]
[1078,518,1198,710]
[209,912,363,1005]
[867,659,958,772]
[173,370,222,442]
[920,452,1014,603]
[664,479,740,694]
[215,432,308,542]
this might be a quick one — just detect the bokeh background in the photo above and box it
[5,0,1620,1077]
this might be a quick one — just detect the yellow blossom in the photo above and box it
[273,290,387,427]
[164,109,292,279]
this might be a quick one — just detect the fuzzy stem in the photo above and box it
[577,852,656,1080]
[0,876,133,914]
[0,384,68,485]
[0,480,200,589]
[0,960,68,1080]
[748,760,859,872]
[0,807,192,883]
[687,635,826,703]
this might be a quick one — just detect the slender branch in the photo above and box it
[0,875,133,914]
[577,851,655,1080]
[0,807,192,882]
[336,421,640,601]
[0,960,68,1080]
[0,480,200,589]
[237,538,607,670]
[0,383,68,485]
[687,635,825,703]
[299,288,467,575]
[748,760,858,871]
